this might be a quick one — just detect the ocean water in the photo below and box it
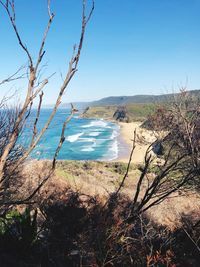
[22,109,120,161]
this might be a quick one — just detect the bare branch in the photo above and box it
[10,0,94,169]
[0,66,25,86]
[0,0,94,206]
[31,91,44,145]
[52,104,76,169]
[115,129,136,194]
[35,0,55,73]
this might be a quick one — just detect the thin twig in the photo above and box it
[116,129,136,194]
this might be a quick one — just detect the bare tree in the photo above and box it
[116,90,200,219]
[0,0,94,206]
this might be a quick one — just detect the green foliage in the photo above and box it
[0,208,38,250]
[126,103,156,121]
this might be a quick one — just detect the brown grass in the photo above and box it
[21,160,200,230]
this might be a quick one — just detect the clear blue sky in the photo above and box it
[0,0,200,104]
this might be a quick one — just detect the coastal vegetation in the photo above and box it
[83,103,156,122]
[0,90,200,266]
[0,1,199,267]
[0,157,199,266]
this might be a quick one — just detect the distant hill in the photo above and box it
[91,95,166,106]
[89,89,200,106]
[44,89,200,109]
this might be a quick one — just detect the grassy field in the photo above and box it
[83,103,156,122]
[126,103,156,121]
[83,106,116,120]
[50,160,140,200]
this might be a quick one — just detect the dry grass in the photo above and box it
[22,160,200,230]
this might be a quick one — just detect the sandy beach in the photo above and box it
[117,122,156,163]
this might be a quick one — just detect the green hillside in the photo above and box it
[56,89,200,110]
[83,103,156,122]
[90,90,200,106]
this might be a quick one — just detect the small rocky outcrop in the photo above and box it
[113,106,129,122]
[152,141,164,156]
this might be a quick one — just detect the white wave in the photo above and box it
[110,139,118,153]
[88,131,101,137]
[81,147,95,152]
[66,132,83,142]
[81,138,97,152]
[111,130,119,140]
[81,120,108,128]
[79,137,97,143]
[106,139,119,161]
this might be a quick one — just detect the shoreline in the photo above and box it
[28,114,153,163]
[80,116,144,163]
[115,121,155,164]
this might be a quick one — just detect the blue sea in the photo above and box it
[22,109,121,161]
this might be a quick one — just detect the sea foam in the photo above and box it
[108,139,119,160]
[111,130,119,140]
[88,131,101,137]
[66,133,83,142]
[27,109,120,160]
[81,147,95,152]
[81,120,108,128]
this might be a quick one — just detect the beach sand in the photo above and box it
[117,122,156,163]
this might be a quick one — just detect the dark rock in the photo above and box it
[113,106,129,122]
[152,141,164,156]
